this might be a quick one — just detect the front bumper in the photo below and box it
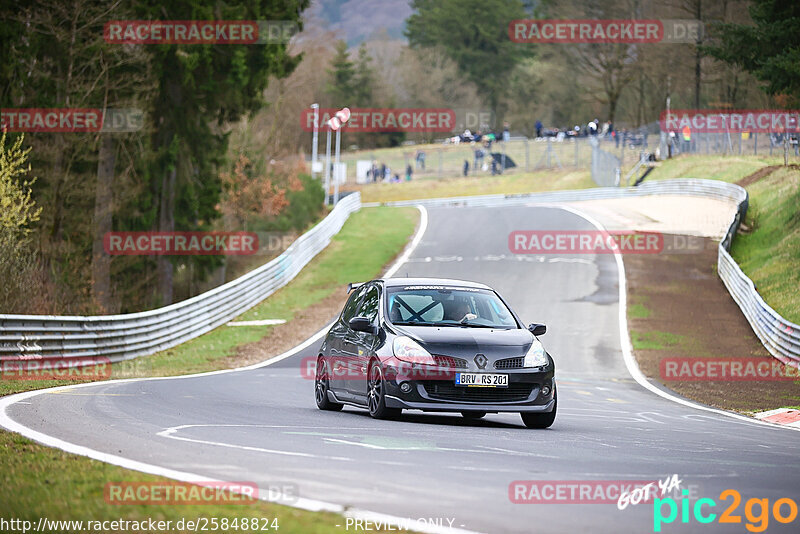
[381,358,555,413]
[385,395,555,413]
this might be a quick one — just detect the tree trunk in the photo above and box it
[607,91,618,126]
[158,166,176,305]
[91,135,115,312]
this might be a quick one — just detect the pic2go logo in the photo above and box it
[653,489,798,532]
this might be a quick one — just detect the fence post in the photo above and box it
[575,139,579,167]
[754,132,758,155]
[438,148,443,178]
[546,138,551,168]
[525,138,530,172]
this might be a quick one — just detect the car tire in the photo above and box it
[367,362,401,420]
[315,356,343,411]
[520,389,557,429]
[461,411,487,420]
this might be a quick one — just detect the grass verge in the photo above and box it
[730,166,800,322]
[1,206,419,532]
[350,168,593,203]
[349,152,789,205]
[640,154,779,183]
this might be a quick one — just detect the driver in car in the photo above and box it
[443,297,477,323]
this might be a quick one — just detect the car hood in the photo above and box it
[394,325,534,358]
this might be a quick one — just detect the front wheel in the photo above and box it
[520,392,557,429]
[315,357,343,411]
[367,362,401,419]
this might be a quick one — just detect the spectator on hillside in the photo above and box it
[415,150,426,170]
[474,147,485,171]
[463,160,470,176]
[406,164,413,181]
[535,119,543,138]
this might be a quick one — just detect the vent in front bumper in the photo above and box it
[494,356,525,370]
[422,382,534,403]
[432,355,468,369]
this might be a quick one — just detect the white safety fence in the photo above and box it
[372,178,800,368]
[0,193,362,366]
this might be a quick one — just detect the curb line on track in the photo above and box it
[0,205,482,534]
[556,203,800,434]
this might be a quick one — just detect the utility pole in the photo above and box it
[310,103,319,179]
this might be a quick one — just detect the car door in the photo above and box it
[343,283,381,396]
[329,284,366,392]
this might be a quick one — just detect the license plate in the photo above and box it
[455,372,508,387]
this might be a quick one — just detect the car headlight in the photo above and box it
[393,336,436,365]
[523,338,548,368]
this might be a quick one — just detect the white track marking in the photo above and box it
[322,438,389,449]
[555,204,800,433]
[227,319,286,326]
[383,205,428,278]
[157,427,356,461]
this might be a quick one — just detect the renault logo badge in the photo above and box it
[474,353,488,369]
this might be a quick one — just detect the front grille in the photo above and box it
[494,356,525,370]
[423,382,534,403]
[432,355,468,369]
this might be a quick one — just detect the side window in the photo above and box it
[357,285,381,324]
[341,286,366,322]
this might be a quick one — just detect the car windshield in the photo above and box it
[386,285,518,329]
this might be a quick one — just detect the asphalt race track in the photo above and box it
[5,205,800,533]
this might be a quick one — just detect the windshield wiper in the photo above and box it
[456,324,511,329]
[393,321,440,327]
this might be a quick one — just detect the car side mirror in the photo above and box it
[528,323,546,336]
[349,316,376,334]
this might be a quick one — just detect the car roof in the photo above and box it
[379,277,492,290]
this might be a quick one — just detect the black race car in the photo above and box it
[314,278,556,428]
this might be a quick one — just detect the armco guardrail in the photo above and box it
[372,178,800,368]
[0,193,361,365]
